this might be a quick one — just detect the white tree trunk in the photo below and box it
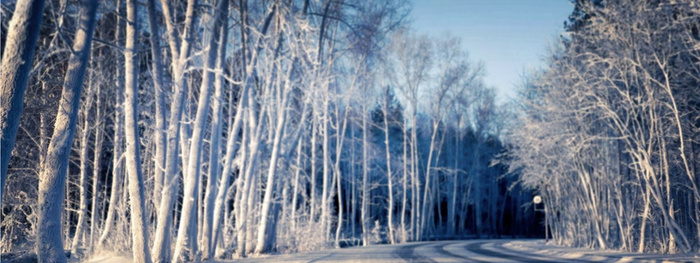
[383,99,395,244]
[638,186,651,252]
[410,106,419,241]
[254,84,290,254]
[37,1,98,262]
[89,85,104,247]
[448,119,460,235]
[333,105,349,248]
[202,4,230,257]
[350,122,357,238]
[291,139,302,232]
[0,0,46,194]
[71,82,94,256]
[321,98,330,240]
[151,0,198,261]
[147,0,167,211]
[237,87,263,258]
[99,5,125,245]
[420,115,441,240]
[310,117,317,224]
[123,0,152,261]
[361,103,369,246]
[401,118,408,243]
[172,0,228,259]
[210,85,248,255]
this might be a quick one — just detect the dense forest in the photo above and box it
[4,0,699,262]
[1,0,537,262]
[509,0,700,254]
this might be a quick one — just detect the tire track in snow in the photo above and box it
[395,243,436,263]
[465,241,577,263]
[434,242,482,262]
[307,252,336,263]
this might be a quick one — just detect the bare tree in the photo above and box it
[123,0,152,261]
[151,0,199,261]
[0,0,46,195]
[172,0,230,260]
[36,1,99,262]
[71,75,95,257]
[202,0,231,258]
[147,0,167,211]
[99,1,125,247]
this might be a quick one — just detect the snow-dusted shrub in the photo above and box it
[275,218,330,254]
[0,197,36,253]
[395,222,410,243]
[371,220,383,245]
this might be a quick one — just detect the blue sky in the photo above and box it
[411,0,573,103]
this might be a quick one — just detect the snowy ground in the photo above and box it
[503,240,700,263]
[81,239,700,262]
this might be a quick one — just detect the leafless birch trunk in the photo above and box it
[37,1,98,262]
[0,0,46,194]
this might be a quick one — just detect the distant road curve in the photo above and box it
[390,239,581,263]
[231,239,577,262]
[229,239,700,262]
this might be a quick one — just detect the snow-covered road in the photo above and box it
[225,239,700,263]
[81,239,700,262]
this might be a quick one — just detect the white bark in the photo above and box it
[350,121,357,237]
[291,139,302,232]
[254,45,307,250]
[361,103,369,246]
[382,95,395,244]
[448,115,460,235]
[410,106,419,241]
[99,5,125,245]
[37,1,98,262]
[210,84,248,255]
[123,0,152,261]
[151,0,198,261]
[254,84,290,254]
[202,3,230,257]
[71,81,95,256]
[237,87,263,258]
[333,105,349,248]
[419,118,440,239]
[310,116,317,224]
[400,117,408,242]
[0,0,46,195]
[90,84,104,247]
[321,98,330,241]
[172,0,229,259]
[147,0,167,211]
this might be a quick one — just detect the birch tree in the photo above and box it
[123,0,152,261]
[36,1,98,262]
[390,31,432,241]
[151,0,199,261]
[510,0,700,253]
[202,0,231,258]
[147,0,167,211]
[0,0,46,195]
[172,0,230,260]
[71,76,95,257]
[99,2,125,247]
[0,0,546,259]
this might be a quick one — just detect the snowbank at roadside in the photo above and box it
[504,240,700,263]
[80,251,132,263]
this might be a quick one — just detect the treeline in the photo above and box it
[1,0,537,262]
[509,0,700,254]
